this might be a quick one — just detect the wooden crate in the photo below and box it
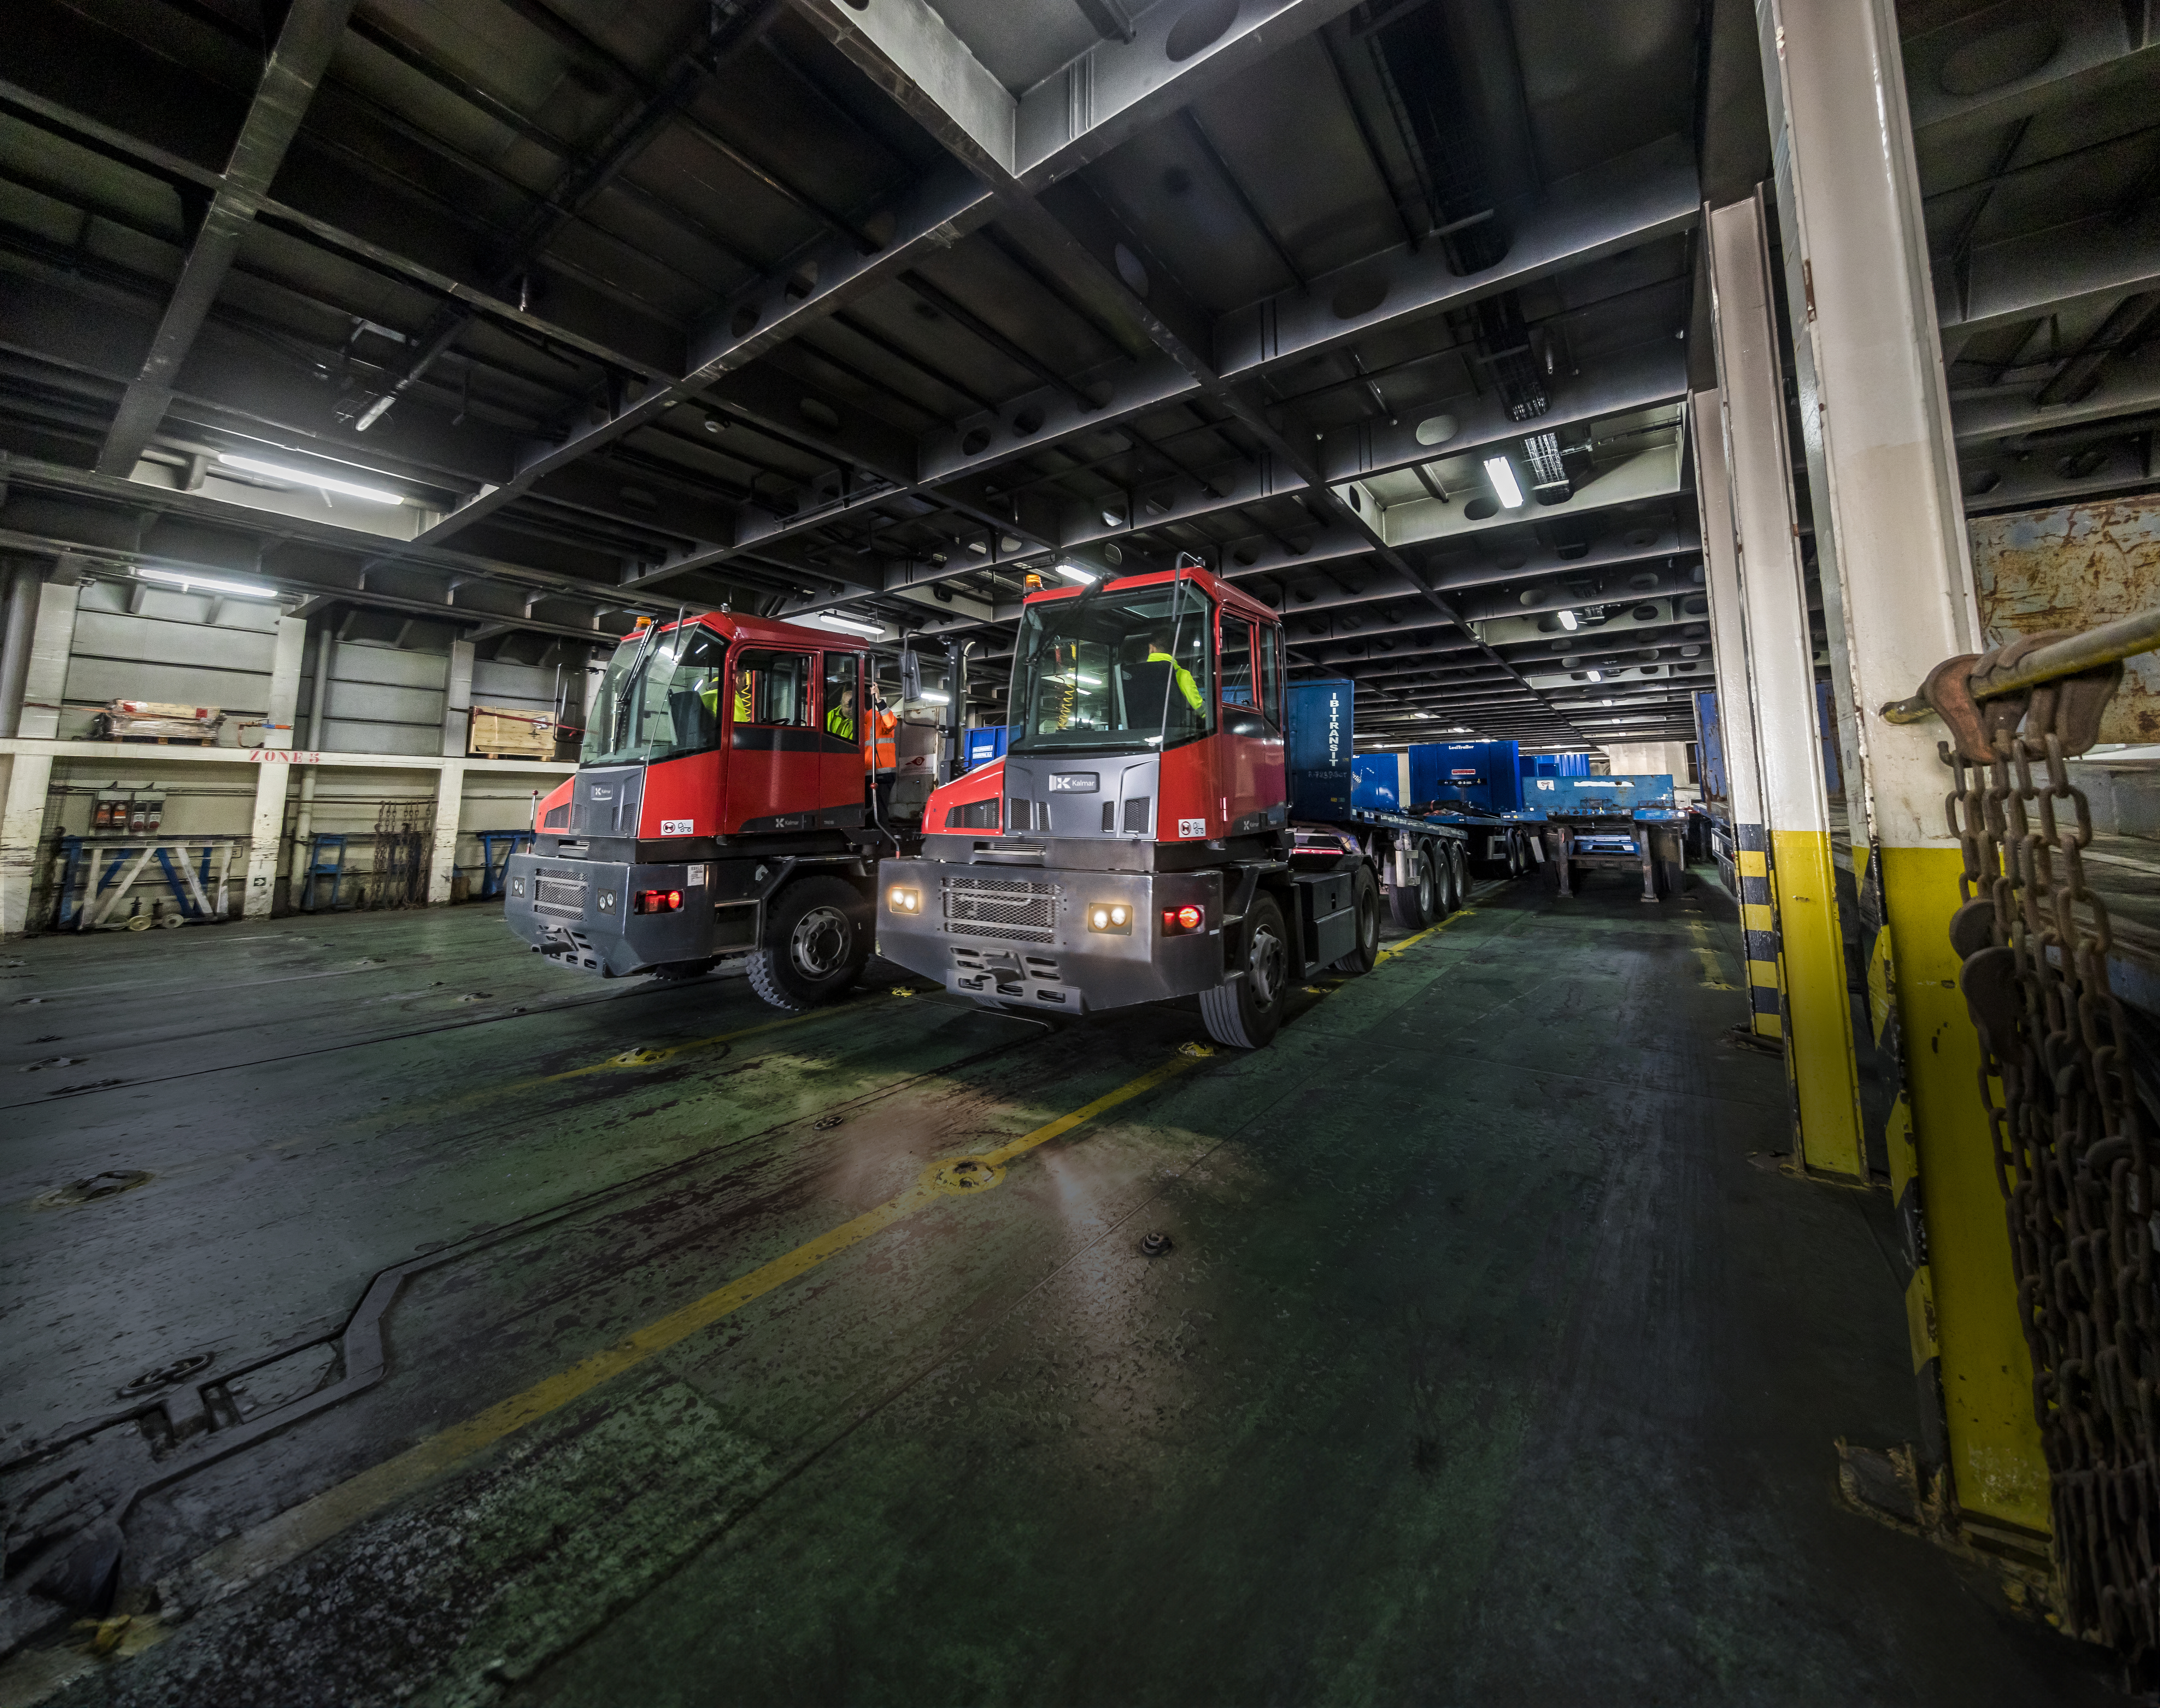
[468,705,556,759]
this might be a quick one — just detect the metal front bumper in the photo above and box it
[874,858,1225,1014]
[502,852,715,978]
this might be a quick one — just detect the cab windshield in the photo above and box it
[581,623,727,766]
[1007,580,1214,755]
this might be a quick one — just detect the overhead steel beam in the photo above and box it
[1218,135,1700,381]
[1316,338,1690,486]
[417,0,1359,553]
[1904,1,2158,141]
[0,453,678,622]
[1940,202,2160,342]
[93,0,358,477]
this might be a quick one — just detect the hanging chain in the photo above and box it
[1935,640,2155,1658]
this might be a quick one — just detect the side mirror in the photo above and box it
[899,646,922,702]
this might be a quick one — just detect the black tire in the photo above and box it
[1200,892,1290,1049]
[746,876,869,1011]
[1436,845,1463,914]
[1331,865,1381,974]
[1449,843,1470,906]
[1389,846,1435,930]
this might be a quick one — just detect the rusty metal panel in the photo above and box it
[1969,498,2160,745]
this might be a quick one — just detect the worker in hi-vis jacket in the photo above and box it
[1147,631,1203,711]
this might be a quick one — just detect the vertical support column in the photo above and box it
[264,615,305,748]
[428,760,464,904]
[1,581,79,937]
[1688,388,1782,1041]
[1706,190,1865,1179]
[442,637,474,758]
[241,759,287,919]
[1759,0,2042,1530]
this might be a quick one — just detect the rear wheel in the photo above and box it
[1389,847,1435,930]
[1449,843,1470,907]
[1201,892,1290,1049]
[746,877,869,1011]
[1332,865,1382,974]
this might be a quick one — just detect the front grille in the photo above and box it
[943,874,1056,944]
[533,875,588,920]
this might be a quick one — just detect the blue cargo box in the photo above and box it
[1352,751,1406,811]
[964,725,1013,770]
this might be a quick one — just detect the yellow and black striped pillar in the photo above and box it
[1705,190,1865,1180]
[1732,825,1784,1037]
[1688,388,1784,1045]
[1758,0,2045,1535]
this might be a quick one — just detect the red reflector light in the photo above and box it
[1163,903,1205,934]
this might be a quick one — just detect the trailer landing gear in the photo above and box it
[747,877,870,1011]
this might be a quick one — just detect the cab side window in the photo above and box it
[731,649,812,725]
[1257,623,1281,727]
[1220,616,1257,708]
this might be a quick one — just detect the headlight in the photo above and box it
[887,885,922,914]
[1086,901,1132,934]
[598,891,617,912]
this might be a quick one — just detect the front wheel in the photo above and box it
[1331,865,1382,974]
[1201,892,1290,1049]
[746,877,869,1011]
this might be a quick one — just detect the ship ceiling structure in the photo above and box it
[0,0,2149,748]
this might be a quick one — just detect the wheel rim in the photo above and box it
[1249,923,1287,1008]
[789,904,852,978]
[1362,892,1379,948]
[1416,862,1435,914]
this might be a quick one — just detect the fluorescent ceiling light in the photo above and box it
[218,453,405,505]
[135,565,278,599]
[1482,456,1524,509]
[916,690,950,705]
[1587,669,1602,682]
[1558,609,1578,631]
[816,612,885,637]
[1067,673,1102,687]
[1053,562,1098,584]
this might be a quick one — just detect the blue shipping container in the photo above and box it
[1406,740,1521,811]
[1284,677,1354,820]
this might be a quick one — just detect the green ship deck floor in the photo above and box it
[0,872,2116,1706]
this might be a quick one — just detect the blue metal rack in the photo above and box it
[473,830,534,899]
[299,833,350,912]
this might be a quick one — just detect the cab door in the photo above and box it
[724,646,821,832]
[1217,612,1285,834]
[818,650,866,820]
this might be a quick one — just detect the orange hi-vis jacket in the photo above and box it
[864,705,898,771]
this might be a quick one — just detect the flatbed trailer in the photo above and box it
[1517,776,1689,901]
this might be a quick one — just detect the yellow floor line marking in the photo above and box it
[0,906,1493,1703]
[1686,917,1738,991]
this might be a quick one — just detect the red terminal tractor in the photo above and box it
[503,610,906,1009]
[875,556,1441,1048]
